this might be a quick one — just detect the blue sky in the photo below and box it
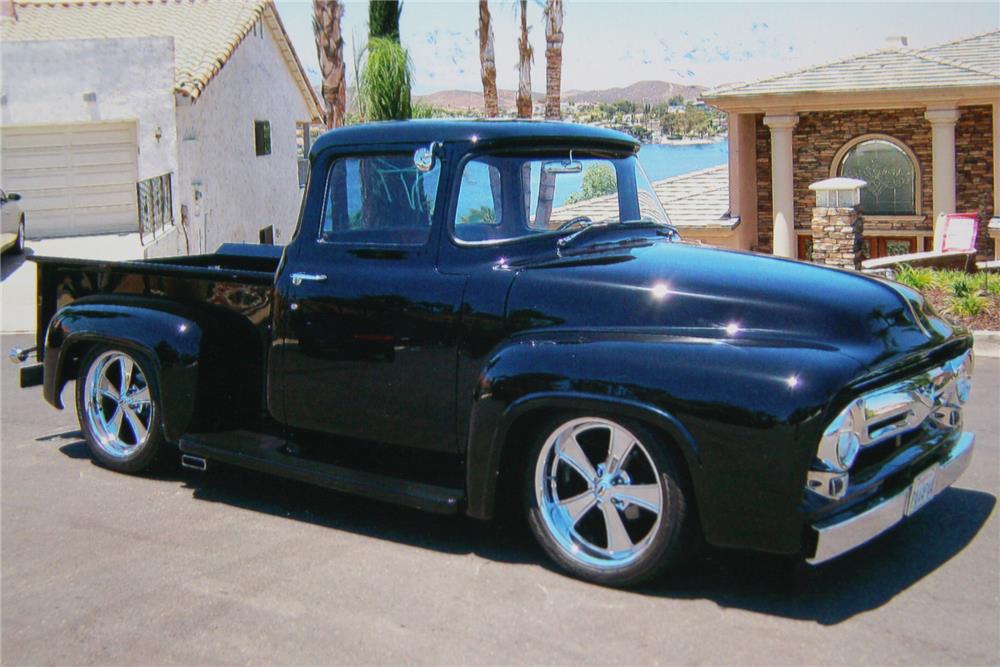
[274,1,999,94]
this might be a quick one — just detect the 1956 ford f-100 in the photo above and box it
[12,121,975,587]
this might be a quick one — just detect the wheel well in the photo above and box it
[61,340,98,387]
[493,407,699,523]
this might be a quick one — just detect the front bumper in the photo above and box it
[807,431,974,564]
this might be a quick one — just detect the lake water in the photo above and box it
[638,140,729,182]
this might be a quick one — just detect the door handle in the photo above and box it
[290,272,328,286]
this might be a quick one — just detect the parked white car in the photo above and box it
[1,188,25,254]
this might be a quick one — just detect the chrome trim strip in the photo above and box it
[808,431,974,565]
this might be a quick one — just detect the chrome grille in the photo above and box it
[854,350,971,448]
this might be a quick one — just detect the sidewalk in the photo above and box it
[0,233,144,334]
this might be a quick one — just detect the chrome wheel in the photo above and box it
[83,350,154,460]
[534,417,664,570]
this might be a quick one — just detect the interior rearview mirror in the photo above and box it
[542,160,582,175]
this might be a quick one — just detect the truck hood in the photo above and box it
[504,240,964,372]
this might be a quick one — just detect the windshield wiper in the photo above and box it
[556,219,679,250]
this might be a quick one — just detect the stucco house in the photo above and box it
[702,30,999,262]
[0,0,322,256]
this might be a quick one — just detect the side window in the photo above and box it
[321,154,441,246]
[454,160,503,242]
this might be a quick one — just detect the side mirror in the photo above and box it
[413,142,441,172]
[6,192,20,202]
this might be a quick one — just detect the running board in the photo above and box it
[178,431,464,515]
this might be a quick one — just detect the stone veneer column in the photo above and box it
[811,206,864,270]
[764,113,799,258]
[993,100,999,220]
[925,106,961,219]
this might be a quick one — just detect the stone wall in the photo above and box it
[755,105,995,259]
[955,105,995,258]
[754,114,772,252]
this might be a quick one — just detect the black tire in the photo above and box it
[75,345,167,474]
[523,414,694,587]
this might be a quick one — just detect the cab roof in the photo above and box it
[311,120,640,157]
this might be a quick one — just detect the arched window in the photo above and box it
[834,136,918,216]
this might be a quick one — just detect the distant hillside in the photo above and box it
[415,88,544,112]
[414,80,704,112]
[566,80,704,105]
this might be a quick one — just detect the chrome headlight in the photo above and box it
[816,399,863,472]
[955,351,974,404]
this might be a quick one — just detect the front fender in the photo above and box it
[462,332,867,554]
[44,300,202,442]
[466,388,701,520]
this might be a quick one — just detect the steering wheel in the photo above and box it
[556,216,593,231]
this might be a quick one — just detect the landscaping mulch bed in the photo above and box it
[924,288,1000,331]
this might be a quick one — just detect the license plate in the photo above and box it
[906,467,937,516]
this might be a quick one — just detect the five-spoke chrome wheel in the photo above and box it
[525,416,692,586]
[81,350,155,461]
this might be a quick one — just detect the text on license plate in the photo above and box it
[906,467,937,516]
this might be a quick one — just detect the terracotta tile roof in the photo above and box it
[552,164,733,230]
[705,30,1000,98]
[1,0,322,119]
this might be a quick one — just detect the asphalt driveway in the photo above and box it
[2,332,998,665]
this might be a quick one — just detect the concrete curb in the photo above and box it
[972,330,1000,359]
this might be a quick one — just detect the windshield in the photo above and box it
[452,153,670,245]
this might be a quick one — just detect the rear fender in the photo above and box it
[44,301,202,442]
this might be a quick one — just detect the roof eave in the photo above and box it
[704,83,1000,114]
[262,2,324,124]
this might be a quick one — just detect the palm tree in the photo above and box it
[358,37,412,121]
[516,0,533,119]
[543,0,563,120]
[313,0,347,129]
[369,0,401,41]
[357,0,411,121]
[478,0,499,118]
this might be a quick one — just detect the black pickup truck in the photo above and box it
[13,121,975,587]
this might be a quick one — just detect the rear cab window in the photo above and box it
[320,154,441,246]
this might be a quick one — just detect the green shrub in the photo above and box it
[565,164,617,204]
[971,271,1000,295]
[949,292,986,317]
[460,205,497,225]
[949,274,974,298]
[894,264,934,290]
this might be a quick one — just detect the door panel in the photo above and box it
[275,150,466,453]
[280,254,465,451]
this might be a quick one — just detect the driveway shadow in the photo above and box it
[53,435,539,566]
[645,487,995,624]
[1,247,34,281]
[52,434,995,624]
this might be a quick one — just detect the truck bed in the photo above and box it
[31,243,282,357]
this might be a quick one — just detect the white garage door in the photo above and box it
[0,121,138,238]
